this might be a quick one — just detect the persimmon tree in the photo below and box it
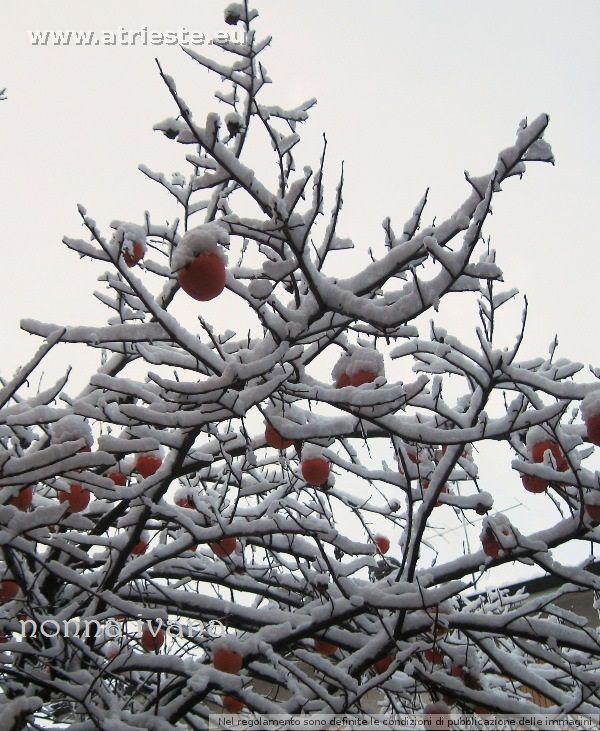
[2,2,600,728]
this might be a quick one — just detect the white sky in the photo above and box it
[2,1,600,589]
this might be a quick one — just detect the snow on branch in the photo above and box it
[1,2,596,727]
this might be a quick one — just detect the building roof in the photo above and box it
[496,561,600,596]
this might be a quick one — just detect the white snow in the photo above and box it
[224,2,246,22]
[171,222,229,271]
[525,424,554,449]
[301,444,326,460]
[50,414,93,448]
[331,346,385,382]
[581,389,600,421]
[225,111,243,133]
[111,220,147,258]
[248,278,273,299]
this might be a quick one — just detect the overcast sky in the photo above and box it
[2,1,600,587]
